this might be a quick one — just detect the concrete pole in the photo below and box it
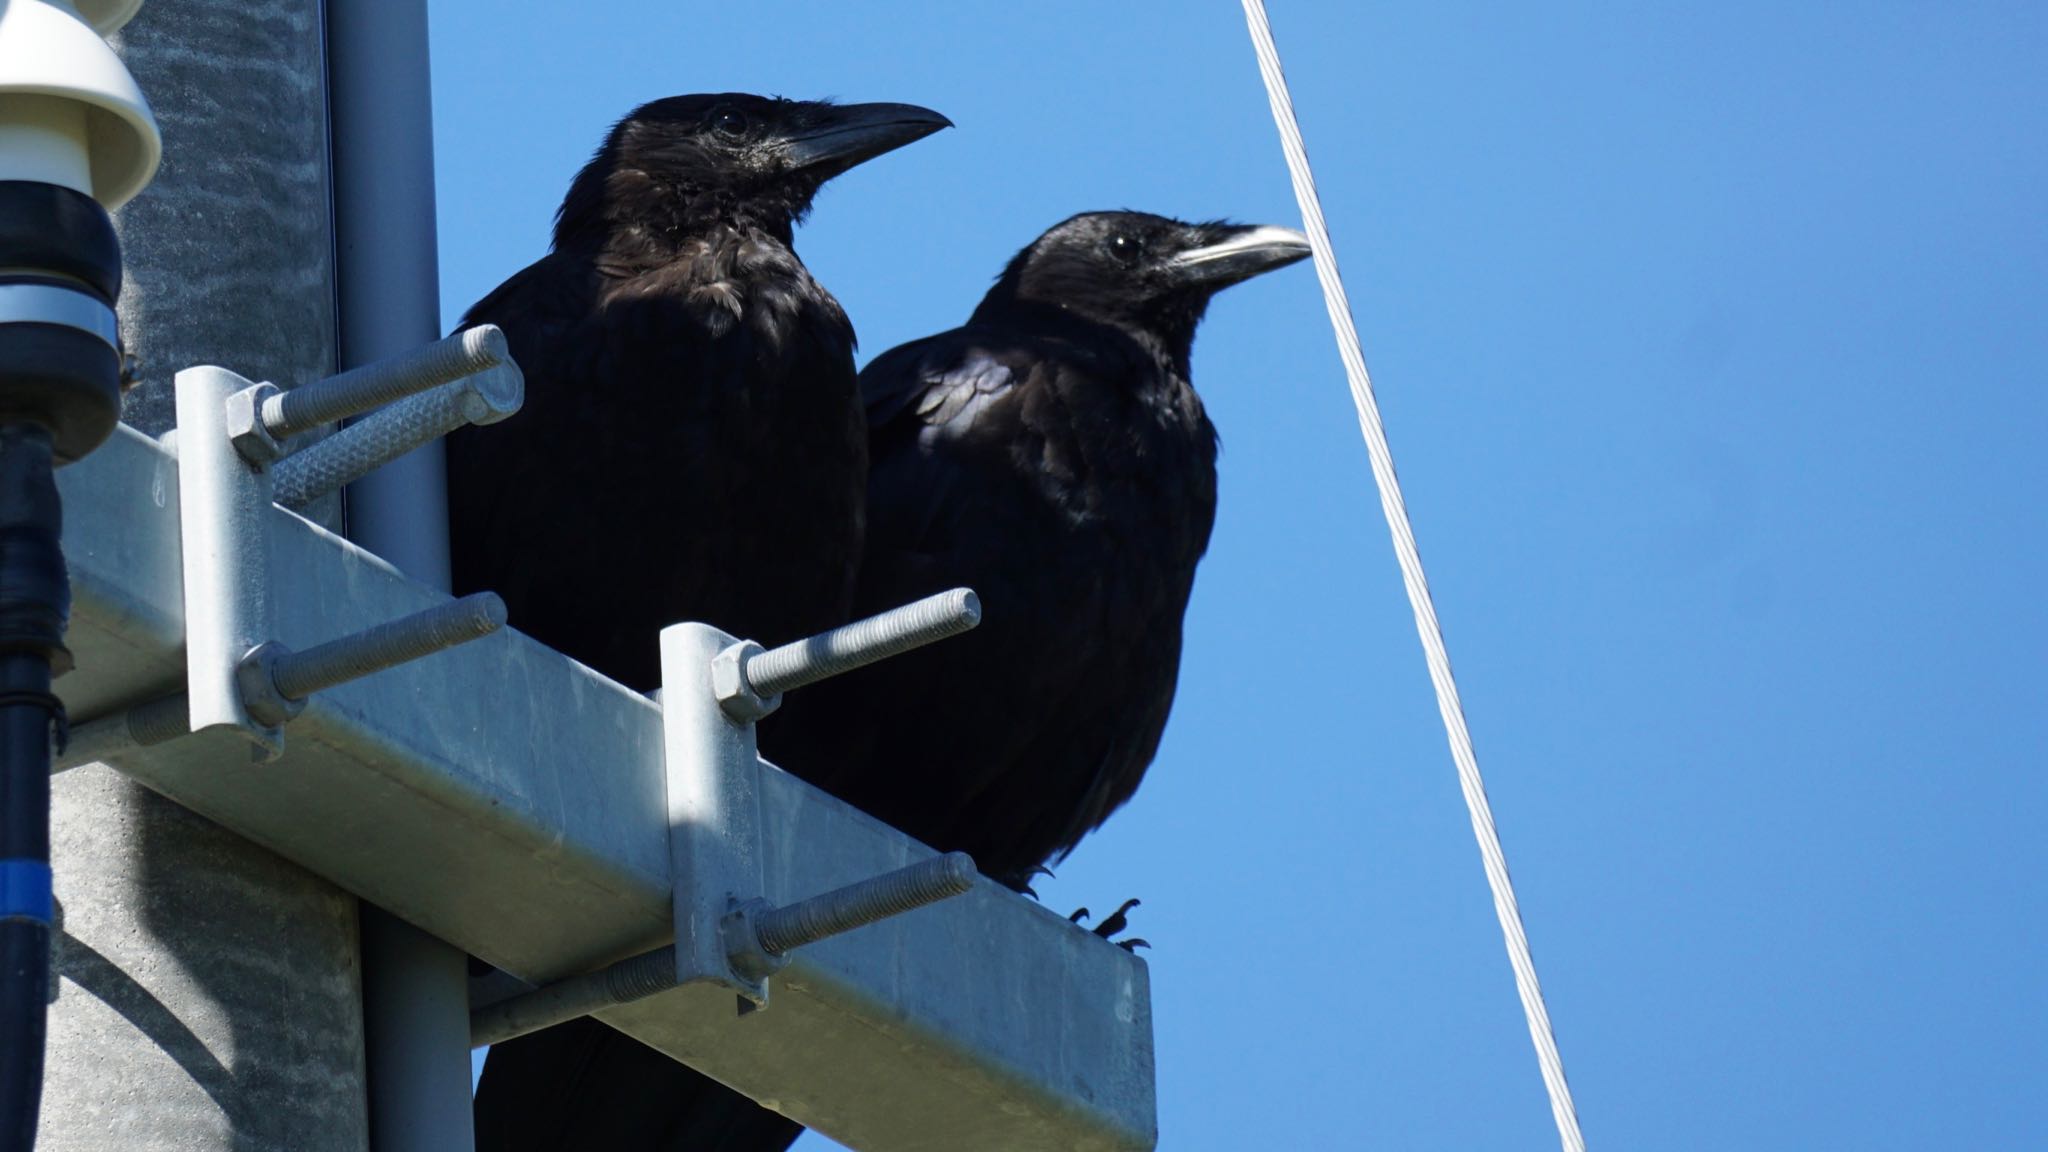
[43,1,371,1149]
[325,2,479,1150]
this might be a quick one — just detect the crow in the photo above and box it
[449,93,948,1152]
[447,93,949,690]
[761,211,1311,896]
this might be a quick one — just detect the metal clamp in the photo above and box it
[166,339,518,760]
[174,365,286,751]
[663,588,983,1008]
[0,283,121,350]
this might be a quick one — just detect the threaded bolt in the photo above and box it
[751,852,977,957]
[261,325,509,439]
[604,944,681,1003]
[469,943,682,1048]
[744,588,980,700]
[269,593,506,702]
[126,693,191,747]
[271,365,523,509]
[469,854,979,1043]
[51,692,189,773]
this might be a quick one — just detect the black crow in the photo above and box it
[448,93,949,690]
[451,93,947,1152]
[761,211,1311,894]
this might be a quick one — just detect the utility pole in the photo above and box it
[41,2,371,1148]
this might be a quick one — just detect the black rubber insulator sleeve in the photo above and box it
[0,182,121,304]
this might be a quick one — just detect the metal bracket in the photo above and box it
[666,589,982,1004]
[158,333,518,761]
[173,365,284,753]
[56,425,1158,1150]
[660,621,774,1001]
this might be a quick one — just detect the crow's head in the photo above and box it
[556,94,950,249]
[977,212,1311,352]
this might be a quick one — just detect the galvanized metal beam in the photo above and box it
[54,422,1157,1152]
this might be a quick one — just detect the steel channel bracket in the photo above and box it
[661,622,774,1004]
[54,424,1159,1152]
[172,366,284,754]
[145,343,514,763]
[660,594,982,1010]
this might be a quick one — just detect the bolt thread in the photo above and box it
[262,325,507,438]
[746,588,980,699]
[269,593,506,702]
[753,852,976,957]
[603,944,680,1003]
[471,943,678,1047]
[272,385,470,509]
[127,693,190,747]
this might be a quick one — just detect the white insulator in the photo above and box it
[0,95,91,194]
[0,0,161,209]
[71,0,145,36]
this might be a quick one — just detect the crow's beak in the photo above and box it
[780,102,953,181]
[1167,224,1313,289]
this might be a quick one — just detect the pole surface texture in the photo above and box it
[43,3,371,1149]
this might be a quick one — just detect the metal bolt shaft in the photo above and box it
[260,325,509,440]
[604,943,682,1002]
[470,853,976,1044]
[271,365,523,509]
[745,588,980,700]
[125,693,192,747]
[55,597,506,771]
[468,944,680,1048]
[269,593,506,702]
[52,692,189,773]
[751,852,977,957]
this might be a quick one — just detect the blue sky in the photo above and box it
[428,4,2048,1148]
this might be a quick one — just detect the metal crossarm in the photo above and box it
[52,423,1158,1152]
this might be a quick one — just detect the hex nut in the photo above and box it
[719,898,783,1006]
[224,382,286,464]
[235,641,306,729]
[710,640,780,724]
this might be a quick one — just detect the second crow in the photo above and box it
[763,211,1312,894]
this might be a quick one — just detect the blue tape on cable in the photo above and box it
[0,859,53,925]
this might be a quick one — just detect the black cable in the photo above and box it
[0,696,66,755]
[0,428,66,1152]
[0,665,56,1152]
[0,179,123,1152]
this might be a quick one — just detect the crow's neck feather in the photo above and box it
[553,153,806,259]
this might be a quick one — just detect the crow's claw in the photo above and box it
[1091,898,1140,939]
[1116,938,1150,953]
[1069,906,1091,924]
[996,864,1056,899]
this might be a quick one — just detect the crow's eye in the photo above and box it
[1106,233,1143,265]
[712,108,750,140]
